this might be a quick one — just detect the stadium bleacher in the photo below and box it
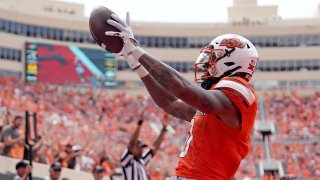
[0,76,319,179]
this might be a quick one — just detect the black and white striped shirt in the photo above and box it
[120,148,153,180]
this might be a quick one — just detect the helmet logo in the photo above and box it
[247,59,256,71]
[220,38,245,49]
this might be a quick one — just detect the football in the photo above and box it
[89,6,123,53]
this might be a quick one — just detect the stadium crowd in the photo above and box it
[0,76,319,179]
[264,91,320,178]
[0,76,187,179]
[264,91,320,140]
[235,91,320,179]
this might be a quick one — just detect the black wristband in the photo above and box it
[138,120,143,125]
[162,128,168,132]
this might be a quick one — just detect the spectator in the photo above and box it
[92,165,106,180]
[32,135,48,163]
[121,108,168,180]
[263,171,280,180]
[13,160,32,180]
[1,115,24,156]
[58,142,82,169]
[44,162,62,180]
[99,155,113,176]
[73,148,95,172]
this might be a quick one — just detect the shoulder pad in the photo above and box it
[215,79,255,106]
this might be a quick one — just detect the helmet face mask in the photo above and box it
[194,47,225,83]
[194,34,259,85]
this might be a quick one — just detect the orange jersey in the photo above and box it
[175,77,258,180]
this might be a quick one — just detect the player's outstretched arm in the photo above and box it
[139,55,241,127]
[138,54,237,116]
[105,13,238,123]
[140,75,196,122]
[105,13,196,121]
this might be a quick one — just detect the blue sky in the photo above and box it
[61,0,320,23]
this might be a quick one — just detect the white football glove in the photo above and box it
[105,12,145,69]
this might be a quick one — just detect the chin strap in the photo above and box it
[201,66,242,90]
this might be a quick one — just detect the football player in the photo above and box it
[105,13,259,180]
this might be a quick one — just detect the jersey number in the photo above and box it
[179,119,195,157]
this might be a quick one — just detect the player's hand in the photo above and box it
[105,12,145,69]
[105,12,135,47]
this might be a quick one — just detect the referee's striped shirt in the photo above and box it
[120,148,153,180]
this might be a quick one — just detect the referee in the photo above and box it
[120,108,168,180]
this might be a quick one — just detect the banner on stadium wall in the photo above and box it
[25,42,117,88]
